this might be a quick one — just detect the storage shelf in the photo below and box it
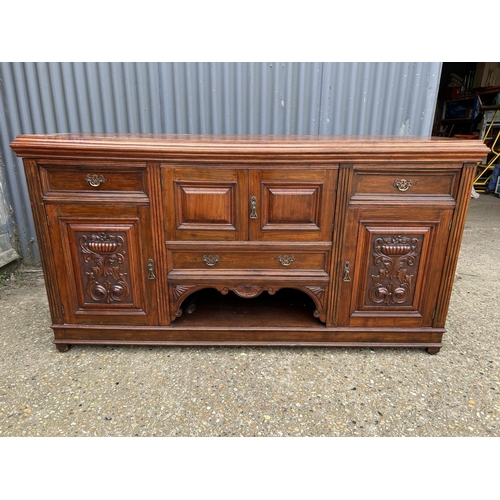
[172,288,321,329]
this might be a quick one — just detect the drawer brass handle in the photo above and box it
[86,174,105,187]
[147,258,156,280]
[393,179,412,192]
[277,255,295,266]
[250,196,258,219]
[343,261,351,282]
[203,255,219,267]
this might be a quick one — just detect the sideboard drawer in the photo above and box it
[352,168,459,198]
[41,165,147,195]
[169,248,330,273]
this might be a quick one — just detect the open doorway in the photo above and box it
[433,62,500,194]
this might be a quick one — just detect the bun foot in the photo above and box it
[426,346,441,355]
[55,343,70,353]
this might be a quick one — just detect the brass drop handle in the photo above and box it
[277,255,295,266]
[343,261,351,282]
[203,255,219,267]
[86,174,105,187]
[393,179,412,192]
[147,259,156,279]
[250,196,258,219]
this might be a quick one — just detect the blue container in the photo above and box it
[488,164,500,192]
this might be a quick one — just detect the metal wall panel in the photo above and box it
[0,62,442,264]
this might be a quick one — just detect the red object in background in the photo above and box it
[444,87,462,99]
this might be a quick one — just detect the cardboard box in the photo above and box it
[488,68,500,87]
[473,62,500,88]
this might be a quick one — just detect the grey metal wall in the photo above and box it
[0,62,442,264]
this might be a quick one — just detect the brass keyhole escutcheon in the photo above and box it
[250,196,258,219]
[343,261,351,282]
[147,259,156,280]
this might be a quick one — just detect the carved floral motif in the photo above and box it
[79,232,130,303]
[172,285,196,317]
[305,286,325,301]
[368,235,420,306]
[233,284,264,298]
[172,285,195,301]
[305,286,326,320]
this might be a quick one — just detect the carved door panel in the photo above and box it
[162,167,248,241]
[248,169,337,241]
[46,204,159,325]
[337,206,452,328]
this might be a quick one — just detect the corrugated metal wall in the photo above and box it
[0,62,442,264]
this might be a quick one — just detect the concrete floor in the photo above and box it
[0,193,499,438]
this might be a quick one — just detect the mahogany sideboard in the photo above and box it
[11,134,488,354]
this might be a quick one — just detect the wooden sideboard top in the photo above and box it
[11,133,489,163]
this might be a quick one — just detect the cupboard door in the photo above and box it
[163,167,248,241]
[46,204,158,325]
[337,206,452,328]
[249,169,337,241]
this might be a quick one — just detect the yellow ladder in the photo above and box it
[474,108,500,192]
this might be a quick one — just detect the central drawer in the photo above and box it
[167,244,331,274]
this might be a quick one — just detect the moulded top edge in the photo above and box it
[10,133,490,160]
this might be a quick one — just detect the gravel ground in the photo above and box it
[1,194,499,438]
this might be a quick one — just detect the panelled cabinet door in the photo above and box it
[337,206,453,328]
[249,169,337,241]
[45,204,159,325]
[162,167,337,242]
[162,167,248,241]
